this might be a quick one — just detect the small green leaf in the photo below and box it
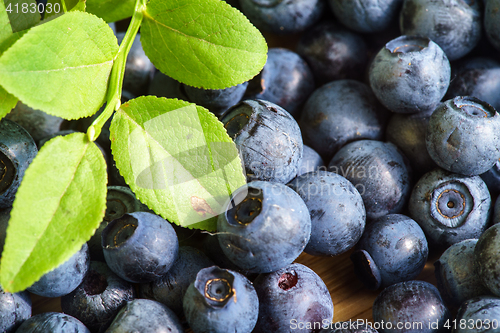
[141,0,267,89]
[5,0,41,32]
[0,132,107,293]
[0,11,118,120]
[0,85,17,119]
[86,0,135,23]
[110,96,246,231]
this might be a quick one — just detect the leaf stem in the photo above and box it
[87,0,146,141]
[61,0,67,13]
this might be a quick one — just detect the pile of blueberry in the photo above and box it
[3,0,500,332]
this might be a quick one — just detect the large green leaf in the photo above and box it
[86,0,135,23]
[0,11,118,120]
[0,132,107,293]
[0,86,17,119]
[110,96,246,231]
[141,0,267,89]
[4,0,41,32]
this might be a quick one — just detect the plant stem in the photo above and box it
[61,0,67,13]
[87,0,146,142]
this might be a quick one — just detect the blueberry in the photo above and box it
[183,82,249,118]
[217,181,311,273]
[369,35,451,114]
[253,263,333,333]
[139,246,214,316]
[483,0,500,52]
[454,296,500,333]
[296,145,324,177]
[27,243,90,298]
[101,211,179,283]
[474,223,500,296]
[238,0,325,34]
[245,48,315,117]
[327,0,403,33]
[385,110,436,177]
[288,171,366,256]
[116,32,155,96]
[296,21,368,83]
[408,168,491,247]
[6,102,63,144]
[88,186,149,261]
[183,266,258,333]
[220,99,303,184]
[328,140,411,220]
[147,71,188,101]
[372,280,450,333]
[202,234,258,279]
[434,239,491,310]
[60,261,136,333]
[105,299,183,333]
[300,80,388,161]
[446,57,500,111]
[399,0,482,61]
[480,159,500,194]
[351,214,428,290]
[0,289,31,333]
[0,118,37,209]
[16,312,90,333]
[426,96,500,176]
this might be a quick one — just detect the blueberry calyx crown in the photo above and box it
[386,36,429,54]
[83,270,108,296]
[226,187,263,226]
[103,214,138,248]
[0,151,15,195]
[430,180,473,228]
[452,96,496,118]
[278,271,298,291]
[223,103,254,139]
[195,266,235,308]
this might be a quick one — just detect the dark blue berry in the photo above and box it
[253,263,333,333]
[474,223,500,297]
[0,289,31,333]
[101,212,179,283]
[27,243,90,298]
[0,118,37,209]
[60,261,136,333]
[183,266,258,333]
[369,35,450,114]
[221,99,303,183]
[218,181,311,273]
[409,168,491,246]
[288,171,365,256]
[16,312,90,333]
[426,96,500,176]
[300,80,388,161]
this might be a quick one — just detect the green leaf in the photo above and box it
[0,132,107,293]
[86,0,135,23]
[0,0,13,44]
[0,85,17,119]
[5,0,41,32]
[141,0,267,89]
[69,0,86,12]
[0,11,118,120]
[110,96,246,231]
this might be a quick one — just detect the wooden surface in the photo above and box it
[31,248,442,329]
